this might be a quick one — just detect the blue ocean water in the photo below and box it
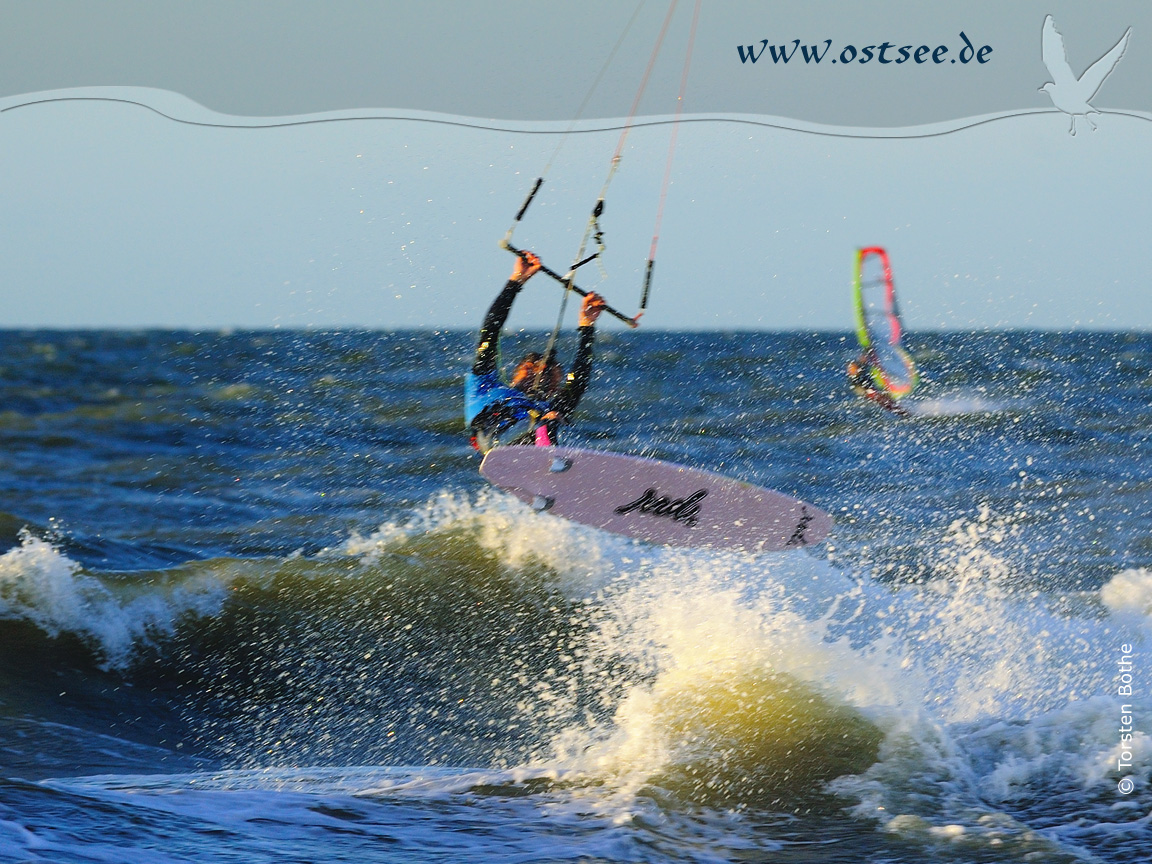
[0,328,1149,863]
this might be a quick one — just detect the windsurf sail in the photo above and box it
[851,246,918,399]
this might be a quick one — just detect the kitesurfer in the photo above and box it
[847,350,908,416]
[465,251,606,453]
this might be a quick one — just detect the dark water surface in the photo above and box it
[0,329,1149,863]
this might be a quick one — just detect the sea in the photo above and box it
[0,328,1149,863]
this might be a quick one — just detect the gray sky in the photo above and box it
[3,1,1148,123]
[0,1,1149,330]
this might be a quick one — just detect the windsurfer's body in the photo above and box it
[465,251,606,453]
[847,350,908,416]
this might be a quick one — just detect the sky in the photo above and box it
[0,1,1149,330]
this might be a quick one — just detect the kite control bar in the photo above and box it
[501,241,640,329]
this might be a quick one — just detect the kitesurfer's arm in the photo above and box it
[548,292,605,419]
[472,252,542,376]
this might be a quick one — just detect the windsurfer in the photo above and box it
[465,251,606,453]
[849,247,917,416]
[847,350,908,416]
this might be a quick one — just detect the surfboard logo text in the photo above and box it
[615,488,707,527]
[786,506,814,547]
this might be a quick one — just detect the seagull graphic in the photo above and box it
[1039,15,1131,135]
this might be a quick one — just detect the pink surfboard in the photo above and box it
[480,446,832,553]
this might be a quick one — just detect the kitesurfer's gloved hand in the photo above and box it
[579,292,606,327]
[511,251,542,284]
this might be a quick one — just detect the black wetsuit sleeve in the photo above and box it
[472,280,522,376]
[549,324,595,419]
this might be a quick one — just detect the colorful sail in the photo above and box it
[852,246,918,399]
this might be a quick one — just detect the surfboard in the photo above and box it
[480,446,832,553]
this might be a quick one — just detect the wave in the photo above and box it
[2,490,1148,858]
[0,530,230,668]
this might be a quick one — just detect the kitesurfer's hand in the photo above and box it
[579,292,606,327]
[511,251,542,284]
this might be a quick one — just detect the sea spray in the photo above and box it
[535,550,901,810]
[173,493,637,770]
[335,488,616,595]
[827,523,1152,857]
[0,530,229,668]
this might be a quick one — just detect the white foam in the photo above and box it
[456,499,1151,845]
[908,395,1011,417]
[332,488,626,596]
[0,530,229,668]
[1101,567,1152,624]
